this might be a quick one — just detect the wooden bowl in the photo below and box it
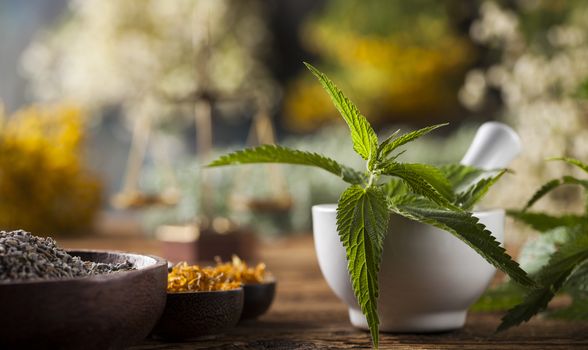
[0,250,168,350]
[153,288,244,340]
[241,279,276,319]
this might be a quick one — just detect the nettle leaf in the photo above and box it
[457,169,507,210]
[390,203,536,288]
[498,233,588,331]
[524,176,588,211]
[497,286,555,332]
[563,259,588,295]
[440,164,485,193]
[517,227,571,275]
[382,163,457,210]
[556,261,588,320]
[304,63,378,161]
[508,210,585,232]
[337,185,389,348]
[208,144,364,184]
[523,179,562,211]
[378,124,447,161]
[378,129,400,156]
[549,157,588,174]
[382,179,409,199]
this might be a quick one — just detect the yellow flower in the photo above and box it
[284,19,474,131]
[0,103,102,236]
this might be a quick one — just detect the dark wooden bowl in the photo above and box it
[153,288,244,340]
[241,279,277,319]
[0,250,168,350]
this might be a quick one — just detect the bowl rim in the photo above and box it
[0,249,168,287]
[243,276,277,286]
[312,203,505,217]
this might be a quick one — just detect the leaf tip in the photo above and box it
[303,61,317,73]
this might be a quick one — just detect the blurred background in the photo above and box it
[1,0,588,250]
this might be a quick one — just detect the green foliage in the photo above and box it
[208,144,364,185]
[499,233,588,331]
[549,157,588,174]
[507,211,585,233]
[304,62,378,162]
[456,169,508,211]
[480,157,588,332]
[523,179,562,210]
[381,163,456,209]
[209,64,521,348]
[439,164,510,210]
[440,164,485,193]
[523,175,588,211]
[337,185,389,347]
[390,200,536,288]
[378,124,447,161]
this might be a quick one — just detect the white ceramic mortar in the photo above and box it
[312,205,504,332]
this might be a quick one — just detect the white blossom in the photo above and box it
[463,1,588,217]
[21,0,276,122]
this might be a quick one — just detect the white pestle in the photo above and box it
[460,121,522,170]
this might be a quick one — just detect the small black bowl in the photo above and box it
[153,288,244,340]
[241,278,276,320]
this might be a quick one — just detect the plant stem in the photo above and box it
[367,172,378,188]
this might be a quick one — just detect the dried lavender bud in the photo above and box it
[0,230,135,281]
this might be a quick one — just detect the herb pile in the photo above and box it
[474,157,588,330]
[167,256,267,293]
[209,63,533,348]
[0,230,134,281]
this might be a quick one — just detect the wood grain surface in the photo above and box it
[61,235,588,349]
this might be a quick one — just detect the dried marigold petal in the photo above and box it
[166,256,270,292]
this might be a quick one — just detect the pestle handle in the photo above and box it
[460,122,521,170]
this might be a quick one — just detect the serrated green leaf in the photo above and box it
[523,179,562,211]
[555,260,588,320]
[377,123,447,160]
[498,233,588,331]
[524,176,588,211]
[549,157,588,174]
[535,233,588,286]
[337,185,389,349]
[382,179,409,199]
[304,63,378,161]
[517,228,571,275]
[378,129,400,154]
[562,175,588,189]
[382,163,458,210]
[440,163,486,193]
[457,169,507,210]
[208,144,364,184]
[390,204,536,288]
[508,210,585,232]
[497,287,555,332]
[563,259,588,295]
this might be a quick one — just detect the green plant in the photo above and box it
[209,63,534,348]
[474,157,588,331]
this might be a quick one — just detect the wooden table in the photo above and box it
[61,235,588,349]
